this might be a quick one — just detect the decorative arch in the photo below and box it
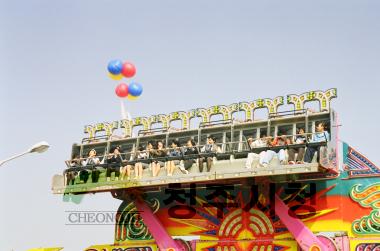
[84,121,118,140]
[132,117,150,132]
[148,114,169,129]
[287,88,337,112]
[239,97,284,121]
[120,117,150,138]
[263,96,284,114]
[228,103,240,119]
[185,109,196,129]
[120,119,133,138]
[196,104,239,123]
[168,111,193,130]
[239,102,254,121]
[207,104,238,120]
[82,89,337,140]
[84,125,96,140]
[196,108,210,123]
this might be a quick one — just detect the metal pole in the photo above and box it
[0,151,30,167]
[134,198,184,251]
[274,194,331,251]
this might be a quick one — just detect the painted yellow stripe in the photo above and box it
[27,248,63,251]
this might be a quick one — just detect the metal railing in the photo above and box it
[269,109,307,119]
[138,127,169,136]
[72,132,329,164]
[81,135,110,144]
[64,132,329,184]
[199,119,233,128]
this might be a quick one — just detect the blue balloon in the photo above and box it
[107,60,123,75]
[128,82,143,96]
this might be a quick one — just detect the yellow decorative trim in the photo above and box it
[287,88,337,112]
[83,89,337,138]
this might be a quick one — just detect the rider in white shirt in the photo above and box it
[245,135,270,169]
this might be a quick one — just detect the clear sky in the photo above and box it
[1,0,379,250]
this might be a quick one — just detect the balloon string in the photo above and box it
[120,99,129,120]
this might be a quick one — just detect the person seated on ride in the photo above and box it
[304,122,330,163]
[288,128,307,164]
[120,150,132,181]
[199,136,222,172]
[150,140,167,177]
[80,149,102,183]
[180,138,199,174]
[106,146,122,181]
[260,135,288,167]
[123,145,150,180]
[245,134,270,169]
[167,139,182,176]
[65,154,81,185]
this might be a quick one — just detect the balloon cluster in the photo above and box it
[107,60,143,100]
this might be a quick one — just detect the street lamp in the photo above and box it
[0,141,50,167]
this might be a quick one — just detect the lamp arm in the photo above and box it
[0,151,30,167]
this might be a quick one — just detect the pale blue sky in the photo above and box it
[1,0,380,250]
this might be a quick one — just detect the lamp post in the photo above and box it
[0,141,50,167]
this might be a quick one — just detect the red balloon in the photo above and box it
[121,62,136,78]
[115,83,129,98]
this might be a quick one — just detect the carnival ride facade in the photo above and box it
[51,88,380,251]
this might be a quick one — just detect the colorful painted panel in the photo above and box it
[355,243,380,251]
[343,142,380,177]
[114,181,352,248]
[350,182,380,235]
[115,199,159,241]
[85,246,155,251]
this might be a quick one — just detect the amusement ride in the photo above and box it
[49,60,380,251]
